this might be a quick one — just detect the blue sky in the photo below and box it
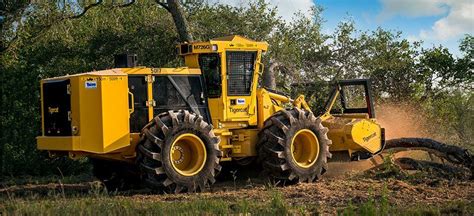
[316,0,473,56]
[214,0,473,56]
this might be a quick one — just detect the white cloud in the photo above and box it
[207,0,315,21]
[428,0,474,40]
[377,0,448,21]
[378,0,474,41]
[406,35,419,43]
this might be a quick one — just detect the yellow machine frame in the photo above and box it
[37,35,384,163]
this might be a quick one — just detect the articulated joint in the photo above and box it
[267,92,291,103]
[293,95,312,112]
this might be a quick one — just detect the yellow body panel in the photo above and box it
[321,85,384,156]
[37,35,384,164]
[178,35,269,57]
[349,119,383,153]
[38,70,130,154]
[324,117,383,154]
[230,129,259,157]
[180,35,268,130]
[256,88,285,128]
[37,136,81,151]
[120,67,201,75]
[208,98,223,126]
[146,75,153,121]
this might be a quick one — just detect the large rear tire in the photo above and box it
[257,108,332,183]
[137,110,222,193]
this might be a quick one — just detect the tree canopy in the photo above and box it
[0,0,472,177]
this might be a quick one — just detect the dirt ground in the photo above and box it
[1,164,472,215]
[138,174,474,214]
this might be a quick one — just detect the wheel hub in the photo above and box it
[170,133,207,176]
[172,145,185,164]
[291,129,320,168]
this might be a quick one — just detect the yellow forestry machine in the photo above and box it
[37,35,386,192]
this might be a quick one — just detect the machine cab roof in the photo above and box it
[177,35,268,56]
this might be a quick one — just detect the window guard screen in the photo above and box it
[226,51,256,95]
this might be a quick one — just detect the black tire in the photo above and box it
[257,108,332,183]
[91,158,141,191]
[137,110,222,193]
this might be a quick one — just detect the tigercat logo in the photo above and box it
[48,107,59,114]
[193,44,211,50]
[363,132,377,142]
[230,106,249,114]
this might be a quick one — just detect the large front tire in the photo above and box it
[257,108,332,183]
[137,110,222,193]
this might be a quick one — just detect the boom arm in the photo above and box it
[266,91,312,111]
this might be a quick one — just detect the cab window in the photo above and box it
[199,54,221,98]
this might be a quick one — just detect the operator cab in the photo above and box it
[177,36,268,127]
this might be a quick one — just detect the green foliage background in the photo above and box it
[0,0,472,177]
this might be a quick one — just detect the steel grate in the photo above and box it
[226,51,256,95]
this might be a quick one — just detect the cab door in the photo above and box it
[224,51,257,124]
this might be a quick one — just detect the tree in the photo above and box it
[156,0,193,42]
[416,46,456,98]
[187,0,281,88]
[0,0,179,176]
[455,35,474,91]
[267,7,327,89]
[0,0,472,177]
[0,0,30,52]
[0,0,32,176]
[360,28,418,101]
[415,34,473,99]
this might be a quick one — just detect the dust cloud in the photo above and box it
[375,103,432,140]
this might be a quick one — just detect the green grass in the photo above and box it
[1,178,472,215]
[339,199,474,216]
[0,174,93,187]
[0,189,291,216]
[338,184,474,216]
[1,186,472,216]
[4,198,244,215]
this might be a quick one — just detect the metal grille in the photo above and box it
[226,51,256,95]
